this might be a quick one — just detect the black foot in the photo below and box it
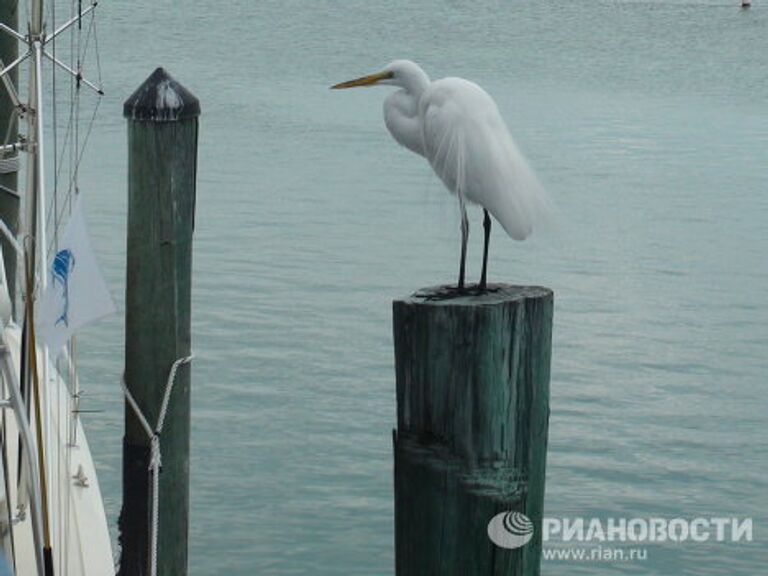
[421,284,469,301]
[470,282,501,296]
[420,283,502,301]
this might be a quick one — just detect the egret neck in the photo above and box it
[382,62,431,156]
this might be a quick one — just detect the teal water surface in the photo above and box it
[67,1,767,574]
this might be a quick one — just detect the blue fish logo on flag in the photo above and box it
[52,249,76,326]
[37,198,115,356]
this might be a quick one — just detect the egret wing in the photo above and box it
[421,78,550,241]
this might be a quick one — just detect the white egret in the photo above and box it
[332,60,550,291]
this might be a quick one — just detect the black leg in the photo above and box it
[458,201,468,291]
[479,209,491,291]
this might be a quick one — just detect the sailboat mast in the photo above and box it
[24,2,57,575]
[25,0,46,283]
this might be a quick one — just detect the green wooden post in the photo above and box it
[119,68,199,576]
[0,0,19,318]
[393,284,552,576]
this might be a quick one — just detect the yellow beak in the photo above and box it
[330,70,393,89]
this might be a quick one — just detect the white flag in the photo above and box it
[37,197,116,355]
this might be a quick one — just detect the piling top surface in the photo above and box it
[123,67,200,122]
[397,284,552,306]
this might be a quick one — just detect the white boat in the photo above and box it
[0,0,114,574]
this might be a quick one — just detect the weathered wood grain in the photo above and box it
[393,284,553,576]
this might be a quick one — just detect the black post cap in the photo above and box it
[123,67,200,122]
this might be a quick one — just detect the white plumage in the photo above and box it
[333,60,550,290]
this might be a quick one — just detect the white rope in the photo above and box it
[0,217,23,256]
[120,354,193,576]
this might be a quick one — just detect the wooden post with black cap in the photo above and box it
[119,67,199,576]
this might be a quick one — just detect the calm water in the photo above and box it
[65,1,768,574]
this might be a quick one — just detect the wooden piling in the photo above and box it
[0,0,19,317]
[393,284,552,576]
[119,68,199,576]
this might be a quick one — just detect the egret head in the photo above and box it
[331,60,430,93]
